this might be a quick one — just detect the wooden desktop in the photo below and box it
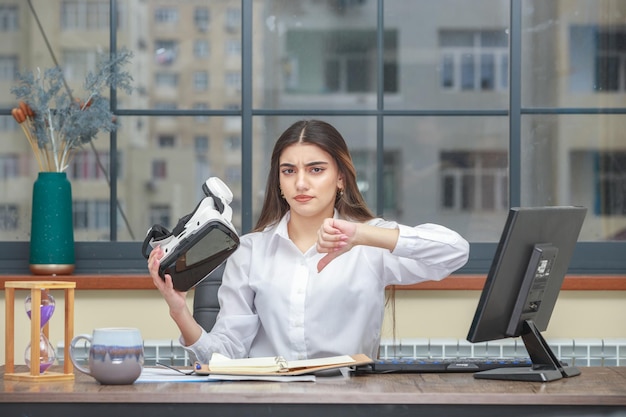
[1,365,625,417]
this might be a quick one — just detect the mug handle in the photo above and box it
[69,334,92,376]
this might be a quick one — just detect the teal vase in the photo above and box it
[29,172,75,275]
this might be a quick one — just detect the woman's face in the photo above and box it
[278,143,343,220]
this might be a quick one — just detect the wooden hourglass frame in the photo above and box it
[4,281,75,381]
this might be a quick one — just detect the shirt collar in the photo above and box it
[272,209,340,242]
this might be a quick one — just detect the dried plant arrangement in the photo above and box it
[10,48,134,172]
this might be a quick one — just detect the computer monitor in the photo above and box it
[466,206,587,382]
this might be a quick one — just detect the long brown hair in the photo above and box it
[254,120,374,231]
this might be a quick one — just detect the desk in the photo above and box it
[2,366,626,417]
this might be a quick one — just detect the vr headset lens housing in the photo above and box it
[143,177,240,292]
[161,222,239,291]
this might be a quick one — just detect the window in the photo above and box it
[225,7,240,32]
[73,200,110,230]
[596,152,626,215]
[284,29,398,94]
[67,151,110,180]
[155,72,179,87]
[569,25,626,93]
[0,154,19,179]
[154,7,178,24]
[149,205,171,229]
[155,40,178,66]
[225,39,241,57]
[194,7,210,32]
[595,29,626,92]
[439,29,508,91]
[193,39,210,58]
[0,5,19,31]
[193,71,209,91]
[61,0,109,30]
[0,55,17,81]
[440,151,508,211]
[152,160,167,179]
[225,71,241,92]
[157,135,175,148]
[0,204,18,230]
[194,135,209,153]
[224,135,240,151]
[2,1,625,277]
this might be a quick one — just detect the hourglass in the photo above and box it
[4,281,75,381]
[24,289,57,373]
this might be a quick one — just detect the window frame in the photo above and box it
[0,4,19,31]
[1,0,625,278]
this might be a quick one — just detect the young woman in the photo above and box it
[148,119,469,363]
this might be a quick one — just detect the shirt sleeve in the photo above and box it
[181,313,260,364]
[372,220,470,286]
[180,237,261,363]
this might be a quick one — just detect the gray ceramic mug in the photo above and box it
[70,327,144,385]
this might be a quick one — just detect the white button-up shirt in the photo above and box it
[184,211,469,362]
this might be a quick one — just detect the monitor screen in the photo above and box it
[466,206,587,382]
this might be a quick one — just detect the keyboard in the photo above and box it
[354,357,534,374]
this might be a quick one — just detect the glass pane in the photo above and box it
[441,54,454,88]
[521,114,626,241]
[252,116,377,226]
[480,53,495,90]
[257,0,378,110]
[4,0,247,244]
[118,0,242,110]
[383,116,509,242]
[0,117,29,240]
[118,114,243,240]
[384,0,509,109]
[522,0,626,107]
[1,0,625,274]
[3,0,117,242]
[461,53,475,90]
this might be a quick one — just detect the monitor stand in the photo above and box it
[473,320,581,382]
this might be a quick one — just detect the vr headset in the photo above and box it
[141,177,240,292]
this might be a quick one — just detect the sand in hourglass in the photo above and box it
[24,291,57,373]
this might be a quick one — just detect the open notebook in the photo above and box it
[194,353,373,376]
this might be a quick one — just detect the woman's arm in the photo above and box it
[316,218,400,271]
[316,218,469,275]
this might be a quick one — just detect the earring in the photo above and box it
[337,188,344,199]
